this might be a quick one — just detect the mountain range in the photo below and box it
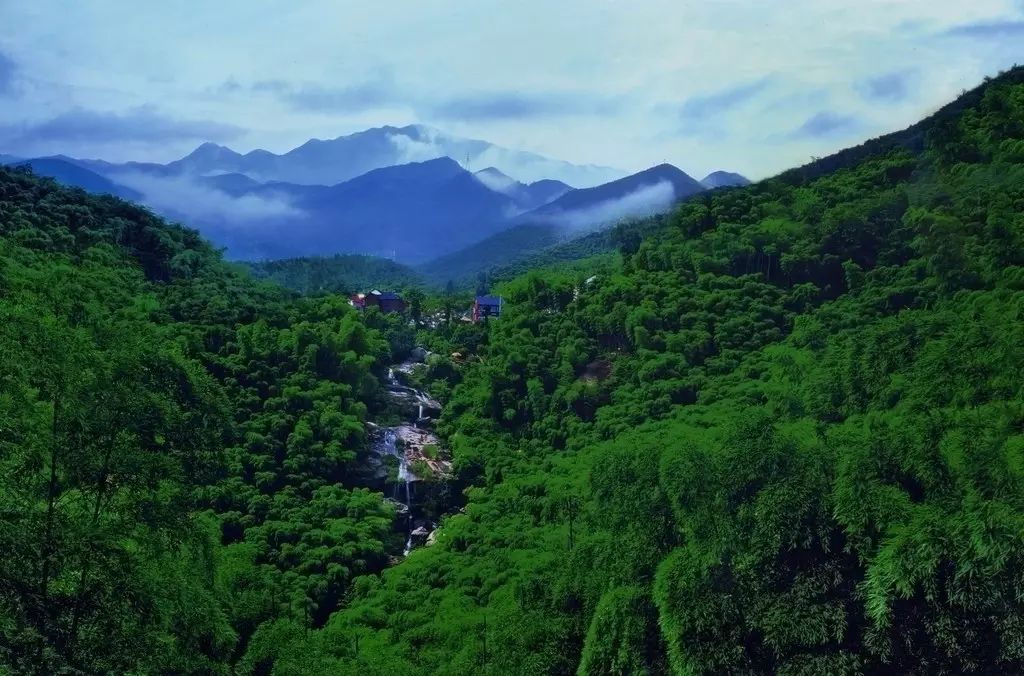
[1,125,748,266]
[82,124,626,188]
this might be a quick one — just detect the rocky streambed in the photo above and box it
[363,355,452,556]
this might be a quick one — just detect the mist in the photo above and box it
[110,171,304,226]
[106,171,308,259]
[545,179,677,231]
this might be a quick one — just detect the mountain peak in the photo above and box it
[522,161,705,226]
[157,125,624,187]
[701,170,750,188]
[476,166,511,178]
[344,156,467,187]
[183,141,241,162]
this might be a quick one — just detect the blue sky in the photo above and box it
[0,1,1022,178]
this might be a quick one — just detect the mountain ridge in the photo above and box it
[700,170,751,188]
[148,124,625,188]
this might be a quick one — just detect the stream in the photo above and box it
[365,356,450,557]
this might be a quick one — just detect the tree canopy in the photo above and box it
[2,66,1024,674]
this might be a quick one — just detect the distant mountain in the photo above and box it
[519,163,705,229]
[700,171,750,188]
[418,164,709,286]
[0,154,23,164]
[16,134,710,266]
[5,157,142,201]
[416,223,564,286]
[199,172,263,196]
[189,157,520,263]
[145,125,625,188]
[473,167,573,212]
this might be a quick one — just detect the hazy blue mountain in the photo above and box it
[416,222,564,286]
[151,125,625,187]
[526,179,576,206]
[190,157,521,263]
[473,166,573,211]
[0,154,23,164]
[7,157,142,201]
[18,132,711,267]
[199,172,263,196]
[166,141,244,174]
[417,163,709,285]
[700,170,751,188]
[518,163,705,229]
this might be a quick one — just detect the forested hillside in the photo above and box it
[1,65,1023,675]
[244,254,423,295]
[258,69,1024,673]
[0,165,419,672]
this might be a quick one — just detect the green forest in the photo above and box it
[243,254,423,296]
[2,67,1024,674]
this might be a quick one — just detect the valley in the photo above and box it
[2,11,1023,671]
[0,126,747,269]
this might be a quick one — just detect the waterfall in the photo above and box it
[375,355,448,558]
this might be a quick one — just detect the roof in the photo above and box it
[476,295,502,305]
[379,292,403,300]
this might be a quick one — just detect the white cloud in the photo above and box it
[110,171,304,227]
[0,1,1021,178]
[544,180,678,232]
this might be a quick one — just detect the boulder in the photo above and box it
[410,526,430,547]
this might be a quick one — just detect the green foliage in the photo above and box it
[243,253,423,295]
[4,66,1024,674]
[578,586,664,675]
[0,165,399,671]
[278,68,1024,675]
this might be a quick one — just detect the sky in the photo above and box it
[0,0,1022,179]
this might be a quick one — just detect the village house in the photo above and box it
[472,295,503,322]
[349,290,407,314]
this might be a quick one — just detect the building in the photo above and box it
[472,295,502,322]
[378,292,407,314]
[350,290,406,314]
[349,292,372,309]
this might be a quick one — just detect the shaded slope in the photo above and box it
[521,162,704,223]
[9,157,143,201]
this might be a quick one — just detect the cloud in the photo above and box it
[6,106,244,145]
[0,51,15,95]
[4,0,1023,178]
[385,128,448,164]
[679,78,773,120]
[944,21,1024,38]
[223,72,401,113]
[285,81,397,113]
[544,180,678,231]
[98,170,308,259]
[215,77,243,94]
[251,79,290,94]
[427,91,619,122]
[789,111,862,138]
[110,170,303,226]
[859,71,912,103]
